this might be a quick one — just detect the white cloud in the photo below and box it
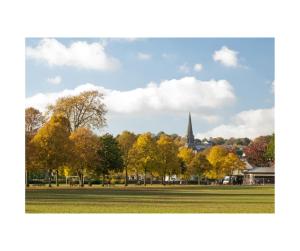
[26,77,236,117]
[137,52,152,60]
[194,63,203,72]
[178,63,190,73]
[196,107,274,139]
[26,38,120,71]
[213,46,239,67]
[47,76,62,85]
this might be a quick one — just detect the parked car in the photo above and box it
[223,176,231,185]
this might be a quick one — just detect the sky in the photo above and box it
[25,38,274,139]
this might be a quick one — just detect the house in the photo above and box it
[243,165,275,185]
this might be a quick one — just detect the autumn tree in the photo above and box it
[69,127,100,187]
[116,131,137,186]
[190,153,212,184]
[31,115,72,187]
[244,136,271,166]
[177,147,194,184]
[25,107,44,186]
[25,107,44,136]
[47,90,107,132]
[156,134,179,185]
[95,134,123,186]
[129,133,158,186]
[206,146,228,179]
[222,153,245,175]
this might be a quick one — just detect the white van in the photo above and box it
[223,176,231,185]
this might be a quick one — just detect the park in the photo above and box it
[25,38,275,214]
[25,185,274,213]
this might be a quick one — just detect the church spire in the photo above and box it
[186,112,195,148]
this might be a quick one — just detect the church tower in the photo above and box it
[186,112,195,148]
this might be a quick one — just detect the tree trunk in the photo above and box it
[150,174,153,185]
[144,168,146,186]
[169,172,171,185]
[48,169,52,187]
[136,171,139,185]
[102,173,105,187]
[125,167,128,186]
[198,175,200,185]
[80,174,84,187]
[25,170,29,187]
[56,170,59,187]
[163,173,166,186]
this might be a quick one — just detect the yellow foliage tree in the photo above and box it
[31,115,72,187]
[177,147,195,183]
[222,153,246,176]
[206,146,228,179]
[116,131,137,186]
[69,127,100,187]
[156,134,180,185]
[128,133,157,186]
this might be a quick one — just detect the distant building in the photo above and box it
[185,112,212,152]
[243,164,275,185]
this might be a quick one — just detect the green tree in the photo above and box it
[69,127,100,187]
[96,134,123,186]
[190,153,212,184]
[47,90,107,132]
[266,133,275,163]
[31,115,72,187]
[116,131,136,186]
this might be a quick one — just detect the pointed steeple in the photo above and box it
[186,112,195,148]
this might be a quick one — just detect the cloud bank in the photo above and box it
[26,77,236,117]
[26,38,120,71]
[196,107,274,139]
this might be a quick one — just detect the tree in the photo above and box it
[95,134,123,186]
[116,131,136,186]
[25,107,44,136]
[206,146,228,179]
[222,153,245,176]
[47,90,107,132]
[177,147,194,184]
[25,107,44,186]
[244,136,270,166]
[190,153,212,184]
[129,133,158,186]
[266,133,275,163]
[31,115,72,187]
[69,128,100,187]
[156,134,180,185]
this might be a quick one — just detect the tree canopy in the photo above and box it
[47,90,107,132]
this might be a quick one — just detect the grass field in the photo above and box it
[25,185,274,213]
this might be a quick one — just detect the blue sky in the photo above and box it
[25,38,274,139]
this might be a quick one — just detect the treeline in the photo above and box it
[25,90,274,187]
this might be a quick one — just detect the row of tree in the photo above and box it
[25,90,274,187]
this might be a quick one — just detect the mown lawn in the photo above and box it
[25,185,274,213]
